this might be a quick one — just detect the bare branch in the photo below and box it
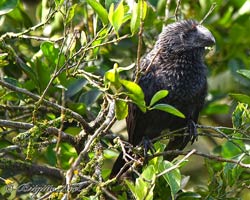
[0,158,64,181]
[165,0,172,21]
[134,1,145,83]
[151,150,250,169]
[157,149,196,177]
[66,100,115,185]
[0,79,92,133]
[200,3,217,24]
[174,0,182,21]
[0,119,76,146]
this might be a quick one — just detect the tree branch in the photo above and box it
[0,158,64,181]
[0,79,92,133]
[0,119,76,146]
[150,150,250,169]
[66,99,116,185]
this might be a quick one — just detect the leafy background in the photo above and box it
[0,0,250,199]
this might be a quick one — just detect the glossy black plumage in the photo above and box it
[111,19,215,177]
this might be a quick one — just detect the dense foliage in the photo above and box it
[0,0,250,199]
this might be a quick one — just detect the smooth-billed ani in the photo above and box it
[111,19,215,177]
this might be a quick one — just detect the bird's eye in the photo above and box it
[191,24,197,30]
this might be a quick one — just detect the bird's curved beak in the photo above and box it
[196,25,216,47]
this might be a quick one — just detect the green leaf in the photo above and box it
[66,4,77,24]
[40,42,65,67]
[176,192,201,200]
[115,99,128,120]
[54,0,64,7]
[151,104,185,118]
[125,180,137,198]
[221,140,244,158]
[117,63,135,72]
[120,79,144,100]
[149,90,169,107]
[17,57,38,86]
[130,0,147,35]
[105,0,120,9]
[40,42,59,65]
[108,3,114,26]
[67,102,86,115]
[224,162,243,186]
[229,93,250,105]
[159,160,181,200]
[120,79,146,112]
[127,165,155,200]
[104,64,121,89]
[0,0,18,16]
[130,2,140,35]
[232,103,245,128]
[237,69,250,80]
[86,0,109,25]
[0,53,9,67]
[202,103,230,115]
[109,1,124,33]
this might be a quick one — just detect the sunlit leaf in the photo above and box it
[67,102,86,115]
[120,79,144,100]
[66,4,77,24]
[202,103,230,115]
[109,1,124,33]
[149,90,169,107]
[104,64,121,89]
[130,0,147,35]
[159,160,181,200]
[115,99,128,120]
[54,0,64,7]
[232,103,245,128]
[40,42,59,65]
[237,69,250,80]
[126,165,155,200]
[0,53,9,67]
[229,93,250,105]
[86,0,109,25]
[150,104,185,118]
[120,79,146,112]
[117,63,135,72]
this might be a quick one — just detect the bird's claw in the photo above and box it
[187,120,198,144]
[141,136,155,164]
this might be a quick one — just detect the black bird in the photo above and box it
[111,19,215,177]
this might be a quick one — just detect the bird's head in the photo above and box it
[157,20,215,54]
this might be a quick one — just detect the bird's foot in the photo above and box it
[141,136,156,164]
[187,120,198,144]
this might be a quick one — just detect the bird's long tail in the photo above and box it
[109,152,126,178]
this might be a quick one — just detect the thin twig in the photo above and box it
[174,0,182,21]
[144,48,162,75]
[157,149,196,177]
[200,3,217,24]
[0,158,64,180]
[66,100,115,185]
[0,79,92,132]
[0,119,76,146]
[134,1,145,83]
[151,150,250,169]
[165,0,172,21]
[0,10,58,41]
